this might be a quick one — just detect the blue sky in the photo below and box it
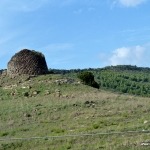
[1,0,150,69]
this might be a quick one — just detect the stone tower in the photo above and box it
[7,49,48,77]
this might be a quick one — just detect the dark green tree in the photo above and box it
[77,71,99,89]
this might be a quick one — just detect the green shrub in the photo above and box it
[77,71,99,89]
[91,80,100,89]
[93,123,99,129]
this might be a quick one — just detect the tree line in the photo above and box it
[49,65,150,97]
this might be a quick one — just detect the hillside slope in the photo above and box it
[53,65,150,97]
[94,65,150,97]
[0,73,150,149]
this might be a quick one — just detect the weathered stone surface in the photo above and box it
[7,49,48,77]
[0,69,7,76]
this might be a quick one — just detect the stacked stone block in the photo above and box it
[7,49,48,77]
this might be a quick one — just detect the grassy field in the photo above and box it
[0,74,150,150]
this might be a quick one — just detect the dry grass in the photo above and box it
[0,74,150,149]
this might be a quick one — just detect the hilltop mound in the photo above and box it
[7,49,48,77]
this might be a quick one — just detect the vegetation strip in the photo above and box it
[1,130,150,141]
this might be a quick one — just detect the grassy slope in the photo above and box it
[0,74,150,150]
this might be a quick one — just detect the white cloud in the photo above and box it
[113,0,147,7]
[109,45,145,66]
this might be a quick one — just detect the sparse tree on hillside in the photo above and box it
[77,71,99,89]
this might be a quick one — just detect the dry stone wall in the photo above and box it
[7,49,48,77]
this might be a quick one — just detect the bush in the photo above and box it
[91,80,100,89]
[77,71,99,89]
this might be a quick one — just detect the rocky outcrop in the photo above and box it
[7,49,48,77]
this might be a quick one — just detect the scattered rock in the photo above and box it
[3,84,17,90]
[54,89,61,97]
[144,120,148,124]
[55,92,61,98]
[32,90,39,96]
[45,90,51,95]
[24,113,31,117]
[22,85,32,89]
[23,92,29,97]
[32,108,38,112]
[141,142,150,146]
[17,80,22,84]
[73,104,78,107]
[74,81,81,85]
[62,94,69,98]
[84,101,96,108]
[10,92,16,96]
[55,89,60,93]
[8,120,15,126]
[35,104,42,107]
[84,101,90,105]
[54,78,75,85]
